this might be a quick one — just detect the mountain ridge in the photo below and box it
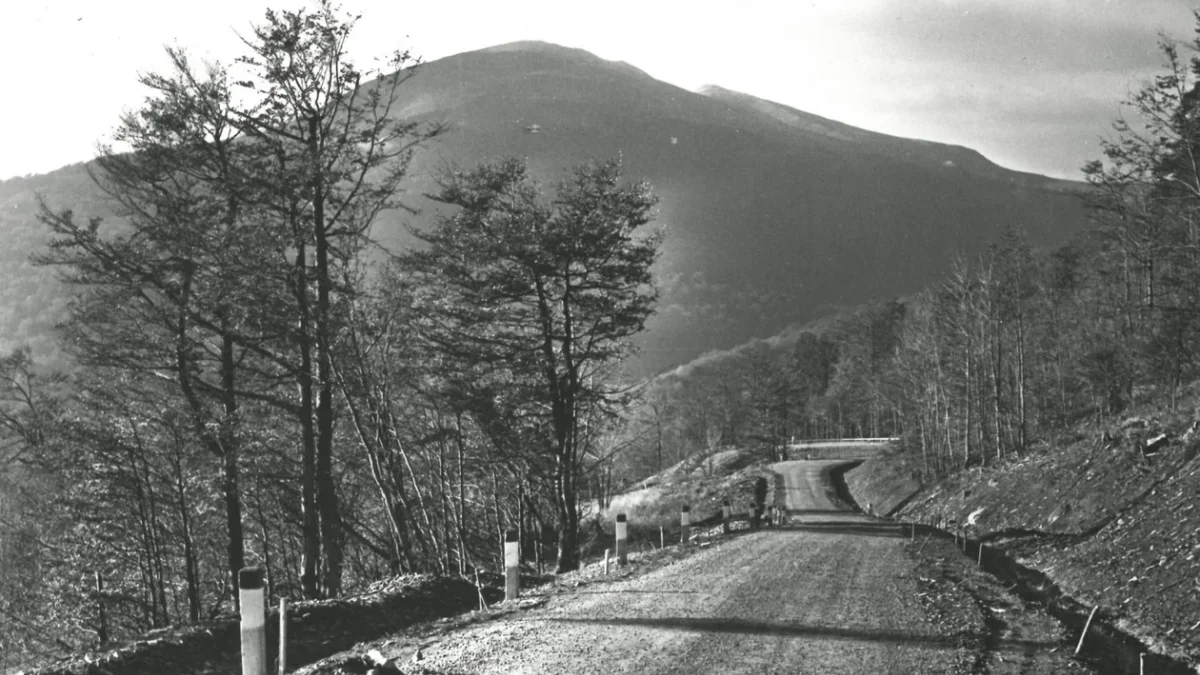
[0,40,1091,374]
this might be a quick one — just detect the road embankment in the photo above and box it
[844,439,1200,673]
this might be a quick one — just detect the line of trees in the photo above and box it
[0,3,660,668]
[615,20,1200,485]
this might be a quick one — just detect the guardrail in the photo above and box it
[788,437,899,445]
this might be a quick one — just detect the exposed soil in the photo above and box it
[904,531,1091,675]
[846,414,1200,670]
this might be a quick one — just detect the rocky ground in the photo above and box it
[293,460,1096,675]
[905,529,1090,675]
[847,408,1200,670]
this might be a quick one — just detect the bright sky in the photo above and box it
[0,0,1193,181]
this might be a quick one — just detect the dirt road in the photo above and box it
[400,460,1085,674]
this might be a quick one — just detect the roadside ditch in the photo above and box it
[834,461,1197,674]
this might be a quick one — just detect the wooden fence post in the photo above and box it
[239,567,267,675]
[616,513,628,565]
[94,570,108,647]
[681,505,691,543]
[1076,605,1099,655]
[722,499,731,534]
[505,529,519,601]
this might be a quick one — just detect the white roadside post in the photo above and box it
[616,513,629,566]
[721,499,731,534]
[277,597,287,675]
[680,505,691,543]
[505,529,520,602]
[239,567,267,675]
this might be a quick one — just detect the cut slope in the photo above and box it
[847,411,1200,667]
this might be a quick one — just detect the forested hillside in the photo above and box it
[0,8,657,671]
[0,165,102,363]
[615,23,1200,489]
[0,41,1091,378]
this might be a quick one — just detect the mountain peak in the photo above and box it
[475,40,586,56]
[466,41,651,79]
[696,84,736,97]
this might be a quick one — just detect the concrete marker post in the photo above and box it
[616,513,629,566]
[504,529,519,602]
[660,526,664,550]
[722,499,731,534]
[604,548,611,575]
[977,542,984,566]
[680,505,691,543]
[238,567,267,675]
[277,597,287,675]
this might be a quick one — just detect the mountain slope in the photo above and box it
[0,41,1090,373]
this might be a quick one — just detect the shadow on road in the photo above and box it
[567,590,704,595]
[540,616,1057,655]
[770,521,911,539]
[781,509,849,516]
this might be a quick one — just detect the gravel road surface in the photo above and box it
[402,460,1081,674]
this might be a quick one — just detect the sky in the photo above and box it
[0,0,1195,181]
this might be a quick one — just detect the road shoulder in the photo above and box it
[905,529,1093,674]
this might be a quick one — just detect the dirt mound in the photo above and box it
[22,575,494,675]
[605,449,767,526]
[632,448,758,490]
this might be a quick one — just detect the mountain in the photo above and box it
[0,40,1090,373]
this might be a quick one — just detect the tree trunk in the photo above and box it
[554,450,580,572]
[218,334,245,611]
[312,117,343,598]
[294,240,322,600]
